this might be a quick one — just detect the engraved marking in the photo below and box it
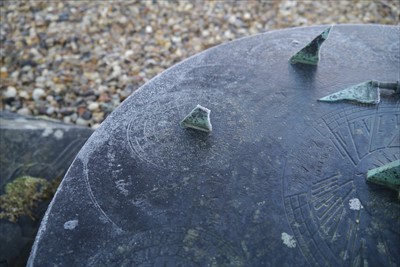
[362,117,372,133]
[285,101,399,266]
[313,190,337,208]
[388,132,400,147]
[311,175,339,197]
[350,222,359,265]
[83,162,122,232]
[316,197,343,226]
[333,128,357,165]
[49,139,86,173]
[329,136,348,159]
[382,150,394,163]
[126,89,251,171]
[329,207,345,242]
[352,238,366,267]
[312,179,354,237]
[349,118,372,159]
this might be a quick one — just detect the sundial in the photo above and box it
[28,25,399,267]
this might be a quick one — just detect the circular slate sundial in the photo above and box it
[28,25,399,267]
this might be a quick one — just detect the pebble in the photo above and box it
[87,102,99,111]
[32,88,45,101]
[46,107,55,115]
[91,123,101,130]
[81,110,92,120]
[17,107,32,116]
[1,1,397,128]
[4,86,17,99]
[63,116,72,124]
[19,91,30,99]
[76,117,90,126]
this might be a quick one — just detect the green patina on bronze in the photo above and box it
[0,176,61,222]
[367,160,400,199]
[289,26,332,65]
[319,80,400,104]
[180,104,212,133]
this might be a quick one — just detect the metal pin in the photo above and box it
[367,159,400,199]
[180,104,212,133]
[289,26,332,65]
[318,80,399,104]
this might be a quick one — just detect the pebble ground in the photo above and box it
[1,1,399,128]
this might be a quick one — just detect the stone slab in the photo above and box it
[0,111,93,267]
[28,25,399,267]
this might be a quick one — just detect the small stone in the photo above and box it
[99,92,111,102]
[46,95,54,102]
[63,116,72,124]
[81,110,92,120]
[124,50,134,58]
[32,88,45,101]
[76,117,90,126]
[60,107,74,116]
[46,107,55,115]
[19,59,38,68]
[243,12,251,20]
[17,107,32,116]
[145,25,153,33]
[77,106,87,117]
[111,94,121,106]
[92,112,104,123]
[171,36,181,43]
[3,86,17,99]
[88,102,99,111]
[35,76,46,85]
[91,123,101,130]
[19,91,30,99]
[98,85,108,93]
[70,113,78,122]
[11,71,19,78]
[58,12,70,22]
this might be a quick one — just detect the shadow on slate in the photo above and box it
[28,25,399,267]
[0,111,93,267]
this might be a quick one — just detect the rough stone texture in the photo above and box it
[27,25,399,267]
[0,1,399,128]
[0,111,93,267]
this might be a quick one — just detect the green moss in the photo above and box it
[0,176,61,222]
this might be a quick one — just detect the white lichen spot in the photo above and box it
[281,232,296,248]
[41,127,53,137]
[115,180,129,196]
[53,129,64,140]
[377,242,386,255]
[64,219,78,230]
[349,198,363,210]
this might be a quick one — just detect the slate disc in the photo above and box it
[28,25,399,267]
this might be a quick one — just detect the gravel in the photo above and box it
[1,1,399,128]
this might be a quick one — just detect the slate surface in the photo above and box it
[28,25,399,267]
[0,111,93,267]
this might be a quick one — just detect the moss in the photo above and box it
[0,176,61,222]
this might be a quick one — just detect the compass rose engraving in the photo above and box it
[283,100,400,266]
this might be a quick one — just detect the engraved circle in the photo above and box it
[126,65,259,172]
